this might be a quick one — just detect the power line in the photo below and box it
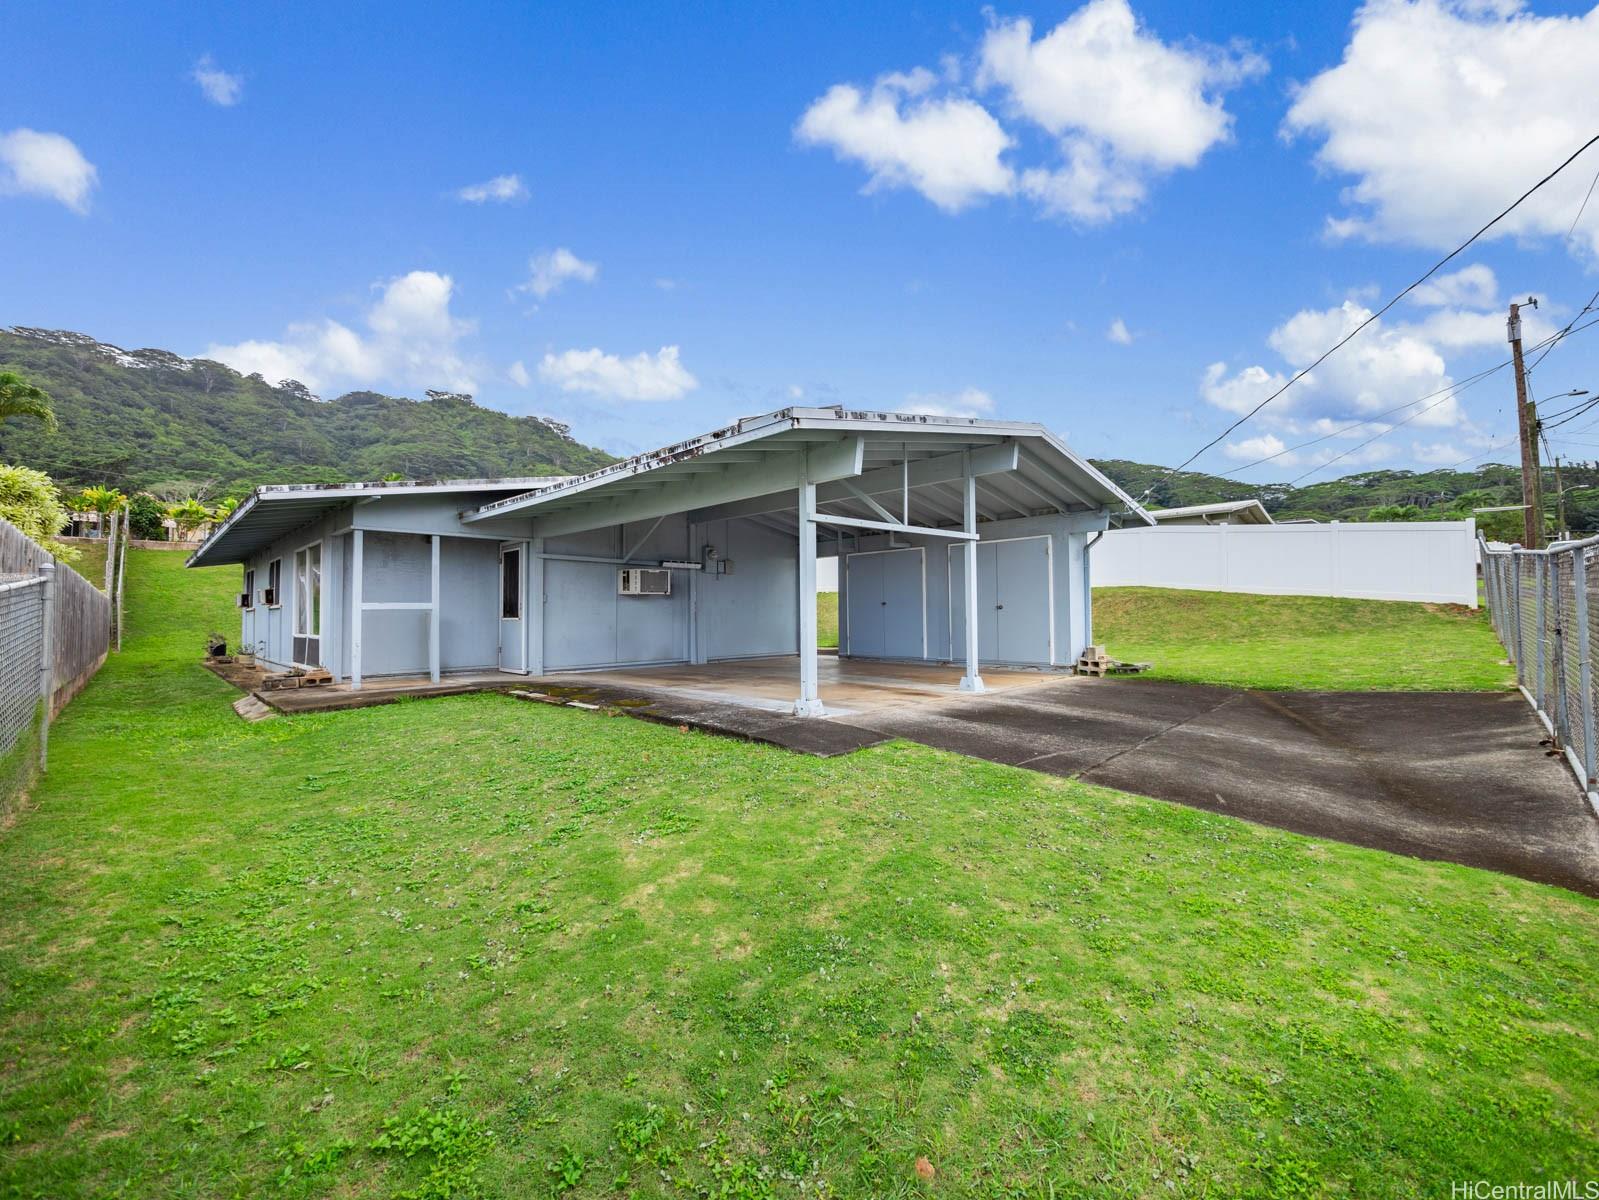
[1147,129,1599,492]
[1214,360,1510,476]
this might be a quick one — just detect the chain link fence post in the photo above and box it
[37,561,54,772]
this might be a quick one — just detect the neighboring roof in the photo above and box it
[188,476,567,566]
[1149,499,1274,525]
[463,406,1152,532]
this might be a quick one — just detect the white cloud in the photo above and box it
[1286,1,1599,258]
[0,129,97,214]
[516,247,598,301]
[795,68,1015,212]
[1203,300,1469,444]
[456,174,528,204]
[192,55,243,106]
[1410,264,1498,309]
[797,0,1262,223]
[508,360,531,387]
[979,0,1264,221]
[205,270,477,394]
[1413,440,1464,464]
[1223,433,1293,463]
[788,384,805,400]
[1107,317,1134,345]
[898,386,995,417]
[538,346,697,402]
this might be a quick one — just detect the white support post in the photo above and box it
[527,536,544,675]
[37,562,55,772]
[795,474,825,717]
[428,534,441,684]
[350,529,364,690]
[960,459,986,693]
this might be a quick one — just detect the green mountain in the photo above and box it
[2,325,1579,530]
[0,327,614,497]
[1090,457,1598,533]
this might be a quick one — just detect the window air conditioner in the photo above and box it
[618,568,671,596]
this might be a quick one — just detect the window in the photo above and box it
[294,544,322,637]
[501,547,521,619]
[243,567,256,609]
[266,559,282,606]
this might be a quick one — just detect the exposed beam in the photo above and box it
[977,477,1031,520]
[839,480,899,524]
[689,442,1018,524]
[526,439,863,538]
[1016,446,1099,509]
[808,513,977,540]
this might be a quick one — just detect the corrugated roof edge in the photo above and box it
[186,474,569,567]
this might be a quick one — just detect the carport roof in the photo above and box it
[187,476,566,567]
[462,406,1152,535]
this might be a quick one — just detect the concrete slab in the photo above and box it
[862,678,1599,897]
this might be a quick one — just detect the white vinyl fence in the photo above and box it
[1091,520,1478,607]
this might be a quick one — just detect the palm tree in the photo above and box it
[0,371,57,432]
[79,484,126,513]
[168,497,213,538]
[211,497,239,523]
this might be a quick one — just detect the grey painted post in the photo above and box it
[959,462,985,693]
[1574,547,1597,784]
[428,534,441,683]
[37,562,54,772]
[794,476,824,717]
[350,529,364,690]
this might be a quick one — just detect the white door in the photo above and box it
[498,544,526,673]
[845,548,925,659]
[949,537,1053,666]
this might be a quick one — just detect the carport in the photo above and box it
[461,407,1150,716]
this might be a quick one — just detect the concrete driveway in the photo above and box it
[539,666,1599,897]
[855,678,1599,897]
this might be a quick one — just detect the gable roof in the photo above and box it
[1149,499,1274,525]
[462,407,1151,535]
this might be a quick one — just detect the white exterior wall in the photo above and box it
[1091,520,1478,607]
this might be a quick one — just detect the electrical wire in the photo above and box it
[1145,130,1599,492]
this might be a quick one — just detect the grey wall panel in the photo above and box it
[845,552,882,657]
[695,518,799,661]
[440,538,499,671]
[363,531,431,603]
[361,608,429,676]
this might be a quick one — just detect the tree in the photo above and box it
[0,370,56,432]
[0,463,77,559]
[167,497,212,538]
[127,492,166,540]
[1366,503,1423,522]
[210,496,239,523]
[78,484,127,514]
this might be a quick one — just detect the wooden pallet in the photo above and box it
[261,668,334,691]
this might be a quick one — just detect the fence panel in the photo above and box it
[0,519,113,811]
[1483,538,1599,803]
[1093,520,1479,606]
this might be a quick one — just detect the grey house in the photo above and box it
[188,407,1150,716]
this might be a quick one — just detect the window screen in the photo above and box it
[501,548,522,619]
[294,544,322,636]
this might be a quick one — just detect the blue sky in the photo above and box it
[5,1,1599,482]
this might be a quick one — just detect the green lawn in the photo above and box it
[1093,587,1513,691]
[3,551,1595,1198]
[817,591,838,650]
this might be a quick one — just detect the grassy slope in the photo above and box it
[1,552,1594,1198]
[1094,587,1514,691]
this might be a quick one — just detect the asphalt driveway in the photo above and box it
[856,678,1599,897]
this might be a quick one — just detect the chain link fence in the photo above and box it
[1481,536,1599,805]
[0,572,49,804]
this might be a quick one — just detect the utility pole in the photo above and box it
[1510,298,1544,548]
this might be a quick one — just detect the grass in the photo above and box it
[2,550,1594,1198]
[817,591,837,650]
[1093,587,1514,691]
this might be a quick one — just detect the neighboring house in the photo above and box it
[66,510,104,538]
[188,407,1149,716]
[1149,499,1273,526]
